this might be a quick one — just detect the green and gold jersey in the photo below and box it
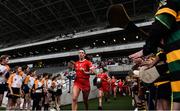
[155,0,180,101]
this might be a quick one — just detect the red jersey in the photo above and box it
[74,59,93,91]
[111,79,117,87]
[118,81,123,88]
[111,79,117,90]
[97,73,109,86]
[97,73,109,92]
[75,59,93,79]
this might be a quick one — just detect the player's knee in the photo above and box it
[98,94,102,98]
[72,97,77,103]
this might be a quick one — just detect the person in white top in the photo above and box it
[42,73,49,110]
[47,74,53,90]
[0,55,10,79]
[0,64,7,106]
[44,74,53,110]
[22,69,36,109]
[48,75,57,110]
[7,66,23,110]
[32,74,43,110]
[0,55,10,106]
[55,74,63,110]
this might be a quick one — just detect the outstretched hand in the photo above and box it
[129,50,143,60]
[141,56,159,69]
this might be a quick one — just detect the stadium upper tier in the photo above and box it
[9,41,145,64]
[1,21,152,61]
[0,21,152,52]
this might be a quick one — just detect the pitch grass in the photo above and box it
[61,95,134,110]
[0,95,133,110]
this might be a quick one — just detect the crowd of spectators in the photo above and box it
[94,57,132,68]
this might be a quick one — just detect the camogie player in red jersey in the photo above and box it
[111,76,117,100]
[97,67,110,110]
[118,79,123,95]
[72,49,94,111]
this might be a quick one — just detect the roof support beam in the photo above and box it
[0,29,19,37]
[40,0,67,30]
[18,0,52,31]
[86,0,97,22]
[63,0,81,25]
[32,7,107,27]
[17,0,64,16]
[0,16,29,37]
[0,2,40,35]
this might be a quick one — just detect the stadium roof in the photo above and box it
[0,20,153,52]
[0,0,156,48]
